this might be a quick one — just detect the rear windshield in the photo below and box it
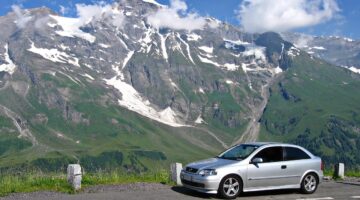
[218,144,258,160]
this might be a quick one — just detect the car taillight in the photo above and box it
[321,160,324,171]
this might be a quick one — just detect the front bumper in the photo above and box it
[180,170,220,194]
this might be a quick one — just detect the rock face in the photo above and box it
[0,0,359,171]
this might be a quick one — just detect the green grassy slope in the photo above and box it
[260,52,360,169]
[0,70,224,172]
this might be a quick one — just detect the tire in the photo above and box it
[218,175,242,199]
[300,173,318,194]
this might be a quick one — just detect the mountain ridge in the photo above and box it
[0,0,359,171]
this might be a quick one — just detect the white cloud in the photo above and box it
[34,16,50,30]
[237,0,340,33]
[11,5,32,28]
[292,33,313,48]
[75,3,125,29]
[146,0,207,31]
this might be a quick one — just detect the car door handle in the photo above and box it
[281,165,287,169]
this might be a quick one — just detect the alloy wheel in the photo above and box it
[222,177,240,197]
[304,174,317,192]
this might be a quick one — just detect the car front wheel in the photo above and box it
[300,173,318,194]
[218,175,242,199]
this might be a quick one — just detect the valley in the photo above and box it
[0,0,359,172]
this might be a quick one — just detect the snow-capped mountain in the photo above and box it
[282,32,360,74]
[0,0,359,171]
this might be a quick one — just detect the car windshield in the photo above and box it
[217,144,258,160]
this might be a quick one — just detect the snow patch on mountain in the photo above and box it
[159,107,178,124]
[81,73,95,80]
[49,15,96,43]
[138,27,155,53]
[241,63,267,73]
[198,55,240,71]
[223,38,250,46]
[198,46,213,54]
[169,78,178,88]
[272,66,283,74]
[59,44,70,51]
[187,33,202,41]
[159,33,169,61]
[198,87,205,94]
[223,63,239,71]
[27,41,80,67]
[349,67,360,74]
[104,57,186,127]
[57,71,81,85]
[225,80,234,84]
[195,115,205,124]
[122,51,134,69]
[99,43,111,48]
[0,44,17,74]
[198,55,220,67]
[177,34,195,64]
[199,51,214,58]
[142,0,164,7]
[105,75,185,127]
[343,37,354,42]
[288,46,301,57]
[311,46,326,50]
[342,66,360,74]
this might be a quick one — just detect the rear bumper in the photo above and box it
[180,171,220,194]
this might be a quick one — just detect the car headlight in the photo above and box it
[198,169,217,176]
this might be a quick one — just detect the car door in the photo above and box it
[246,146,287,189]
[282,146,312,186]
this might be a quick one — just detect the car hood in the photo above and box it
[186,158,237,170]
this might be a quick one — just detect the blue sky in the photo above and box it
[1,0,359,39]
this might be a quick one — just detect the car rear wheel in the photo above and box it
[218,175,242,199]
[300,173,318,194]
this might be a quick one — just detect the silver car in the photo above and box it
[181,142,323,199]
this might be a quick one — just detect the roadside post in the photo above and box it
[335,163,345,179]
[170,163,183,185]
[67,164,82,190]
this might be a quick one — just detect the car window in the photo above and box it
[253,147,283,163]
[218,144,258,160]
[284,147,310,161]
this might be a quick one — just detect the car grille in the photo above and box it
[185,167,198,173]
[181,179,205,188]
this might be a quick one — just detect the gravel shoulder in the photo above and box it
[0,183,171,200]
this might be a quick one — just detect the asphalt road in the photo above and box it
[1,181,360,200]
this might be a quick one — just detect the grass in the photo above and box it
[0,170,171,197]
[322,168,360,179]
[0,173,72,197]
[82,170,170,186]
[345,170,360,178]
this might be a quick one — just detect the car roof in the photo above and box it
[231,142,315,158]
[242,142,298,147]
[242,142,279,146]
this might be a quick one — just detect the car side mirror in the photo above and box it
[251,157,263,164]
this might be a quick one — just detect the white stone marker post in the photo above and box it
[335,163,345,179]
[170,163,183,186]
[67,164,82,190]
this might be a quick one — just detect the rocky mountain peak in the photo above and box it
[0,1,359,171]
